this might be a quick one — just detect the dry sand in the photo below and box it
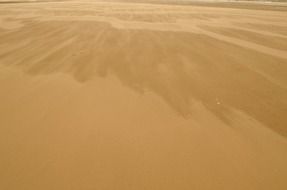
[0,1,287,190]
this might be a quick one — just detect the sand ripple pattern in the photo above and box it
[0,1,287,136]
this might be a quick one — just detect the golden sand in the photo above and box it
[0,1,287,189]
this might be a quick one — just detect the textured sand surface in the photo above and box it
[0,1,287,190]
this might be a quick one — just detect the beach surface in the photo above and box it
[0,1,287,189]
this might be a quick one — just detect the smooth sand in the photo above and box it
[0,1,287,190]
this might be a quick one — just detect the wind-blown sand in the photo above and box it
[0,1,287,190]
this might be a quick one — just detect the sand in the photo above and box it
[0,1,287,190]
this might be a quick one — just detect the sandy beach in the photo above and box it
[0,1,287,189]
